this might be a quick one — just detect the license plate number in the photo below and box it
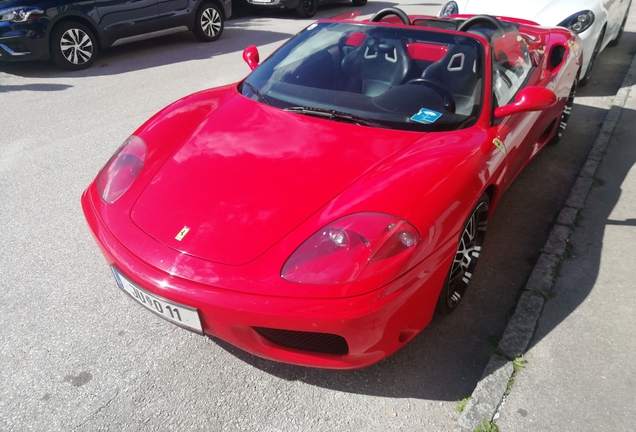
[112,267,203,334]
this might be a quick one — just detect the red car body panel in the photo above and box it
[82,14,582,368]
[131,94,425,266]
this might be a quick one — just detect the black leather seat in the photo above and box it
[342,38,410,97]
[420,43,478,99]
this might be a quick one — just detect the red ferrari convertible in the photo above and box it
[82,9,581,369]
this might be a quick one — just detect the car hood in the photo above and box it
[458,0,588,26]
[131,94,423,265]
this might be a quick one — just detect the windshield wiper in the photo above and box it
[283,106,387,128]
[242,81,270,105]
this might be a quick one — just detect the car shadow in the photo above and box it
[199,27,636,401]
[458,101,636,406]
[577,31,636,98]
[0,83,73,92]
[204,101,631,402]
[526,102,636,347]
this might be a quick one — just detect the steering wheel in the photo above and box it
[370,7,411,25]
[406,79,456,113]
[457,14,506,33]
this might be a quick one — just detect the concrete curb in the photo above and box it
[457,53,636,431]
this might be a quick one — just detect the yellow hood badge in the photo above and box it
[493,137,507,155]
[175,226,191,241]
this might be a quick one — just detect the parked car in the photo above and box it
[438,0,631,85]
[82,8,581,369]
[246,0,366,19]
[0,0,232,70]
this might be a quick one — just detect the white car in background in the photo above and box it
[439,0,631,86]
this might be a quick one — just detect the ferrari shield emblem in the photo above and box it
[493,138,507,155]
[175,226,191,241]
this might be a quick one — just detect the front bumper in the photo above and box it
[81,186,455,369]
[0,20,49,62]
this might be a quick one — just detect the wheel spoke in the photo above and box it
[445,200,489,307]
[201,9,220,37]
[59,28,92,64]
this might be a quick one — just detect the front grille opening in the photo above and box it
[253,327,349,355]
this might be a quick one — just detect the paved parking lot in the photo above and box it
[1,2,635,430]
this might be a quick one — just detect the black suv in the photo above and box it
[0,0,231,70]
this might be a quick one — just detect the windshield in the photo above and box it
[241,21,484,132]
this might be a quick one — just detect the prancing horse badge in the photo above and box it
[175,226,191,241]
[493,137,507,155]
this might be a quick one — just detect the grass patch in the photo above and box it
[505,357,528,396]
[513,357,527,372]
[457,396,471,413]
[552,259,564,279]
[474,419,500,432]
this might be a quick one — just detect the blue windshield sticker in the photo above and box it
[410,109,442,124]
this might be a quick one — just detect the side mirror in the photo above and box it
[494,86,557,119]
[242,45,260,71]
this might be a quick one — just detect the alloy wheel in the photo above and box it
[551,83,576,144]
[59,28,94,65]
[200,7,222,38]
[445,200,489,309]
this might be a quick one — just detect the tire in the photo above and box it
[549,82,576,145]
[435,193,489,316]
[194,3,224,42]
[352,0,367,6]
[296,0,317,18]
[49,21,98,71]
[579,29,604,87]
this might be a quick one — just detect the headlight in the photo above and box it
[281,213,420,284]
[97,136,147,204]
[558,10,594,34]
[439,1,458,17]
[0,7,43,22]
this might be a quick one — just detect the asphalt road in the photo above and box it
[1,2,635,430]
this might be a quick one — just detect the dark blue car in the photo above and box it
[0,0,231,69]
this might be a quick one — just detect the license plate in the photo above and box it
[112,266,203,334]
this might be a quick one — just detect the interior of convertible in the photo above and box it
[241,12,535,132]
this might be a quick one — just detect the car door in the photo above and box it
[95,0,161,43]
[157,0,191,29]
[489,40,552,187]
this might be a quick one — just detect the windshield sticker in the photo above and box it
[493,138,507,155]
[410,109,442,124]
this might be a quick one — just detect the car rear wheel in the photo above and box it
[50,21,98,70]
[296,0,317,18]
[579,28,604,87]
[194,3,224,42]
[549,82,576,145]
[436,193,489,316]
